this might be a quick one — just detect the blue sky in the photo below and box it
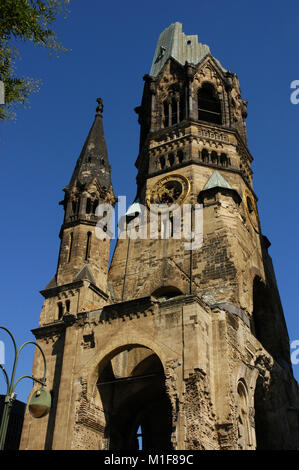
[1,0,299,402]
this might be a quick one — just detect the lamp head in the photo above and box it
[29,388,51,418]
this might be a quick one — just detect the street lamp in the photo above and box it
[0,326,51,450]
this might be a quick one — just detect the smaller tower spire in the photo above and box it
[67,97,111,191]
[39,98,115,325]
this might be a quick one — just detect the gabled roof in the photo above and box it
[150,22,226,77]
[203,171,232,191]
[73,263,96,284]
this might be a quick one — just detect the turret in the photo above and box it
[39,98,115,325]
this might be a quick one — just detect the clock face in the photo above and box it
[243,188,260,233]
[147,174,190,210]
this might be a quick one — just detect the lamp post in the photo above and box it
[0,326,51,450]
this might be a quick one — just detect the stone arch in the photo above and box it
[160,79,185,128]
[87,336,171,395]
[135,260,190,298]
[234,363,259,449]
[197,81,222,125]
[235,362,258,393]
[236,379,251,449]
[197,62,220,84]
[151,286,183,299]
[89,342,174,450]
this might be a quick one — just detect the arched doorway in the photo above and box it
[97,345,173,450]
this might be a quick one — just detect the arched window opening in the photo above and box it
[93,199,99,214]
[237,381,250,449]
[220,153,228,167]
[211,151,218,165]
[68,232,73,263]
[72,200,78,215]
[171,97,178,125]
[86,198,92,214]
[57,302,64,319]
[168,153,175,167]
[163,101,169,128]
[179,94,185,122]
[177,150,184,164]
[152,286,182,300]
[163,94,184,128]
[159,156,166,170]
[136,425,143,450]
[201,149,209,163]
[65,299,70,313]
[198,83,222,125]
[97,346,173,450]
[85,232,92,261]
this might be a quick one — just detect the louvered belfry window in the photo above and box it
[198,83,222,125]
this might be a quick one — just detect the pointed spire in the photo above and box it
[67,98,111,190]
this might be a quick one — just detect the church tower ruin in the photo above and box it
[20,22,299,450]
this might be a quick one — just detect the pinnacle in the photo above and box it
[67,98,111,190]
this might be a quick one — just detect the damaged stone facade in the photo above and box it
[20,23,299,450]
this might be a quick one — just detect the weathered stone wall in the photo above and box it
[22,292,299,450]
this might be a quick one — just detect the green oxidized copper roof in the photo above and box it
[203,171,232,190]
[150,22,226,77]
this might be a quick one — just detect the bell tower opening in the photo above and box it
[197,82,222,124]
[97,346,173,450]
